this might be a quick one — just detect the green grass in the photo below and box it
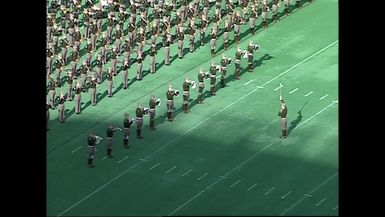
[47,0,338,216]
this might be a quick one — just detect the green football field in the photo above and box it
[47,0,338,216]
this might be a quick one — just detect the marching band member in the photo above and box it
[272,0,280,22]
[106,123,122,158]
[261,0,270,29]
[87,131,103,168]
[234,47,247,79]
[149,43,157,74]
[210,28,218,56]
[278,96,288,138]
[121,58,130,89]
[220,54,232,87]
[177,25,185,59]
[166,85,179,121]
[73,81,86,114]
[123,112,134,148]
[210,61,220,96]
[197,68,209,104]
[136,104,146,138]
[106,68,114,97]
[182,77,196,113]
[149,95,161,130]
[55,53,65,87]
[57,92,67,123]
[247,41,260,72]
[89,74,98,106]
[249,4,258,35]
[47,76,56,109]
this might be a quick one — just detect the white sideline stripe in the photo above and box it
[289,88,298,94]
[247,183,258,191]
[57,40,339,217]
[71,146,82,153]
[150,163,160,170]
[118,156,129,163]
[304,91,313,97]
[244,80,254,85]
[280,172,338,216]
[319,94,329,100]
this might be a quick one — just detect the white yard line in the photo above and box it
[71,146,82,153]
[304,91,314,97]
[166,165,177,173]
[246,183,258,192]
[118,156,129,163]
[197,173,208,181]
[244,80,254,85]
[230,180,241,188]
[319,94,329,100]
[181,169,192,177]
[150,163,160,170]
[289,88,298,94]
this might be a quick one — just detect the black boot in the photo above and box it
[107,148,113,158]
[235,34,239,43]
[150,119,155,130]
[279,130,287,139]
[224,41,229,50]
[250,27,255,35]
[123,139,129,148]
[221,78,226,87]
[211,49,215,56]
[186,104,189,112]
[248,64,253,72]
[88,158,95,168]
[235,69,240,80]
[137,129,143,139]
